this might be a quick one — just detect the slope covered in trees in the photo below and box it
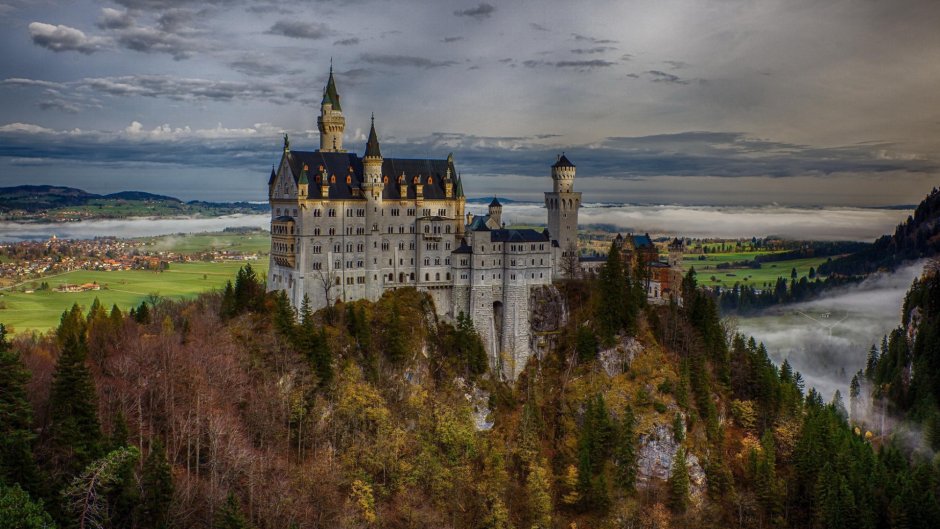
[821,187,940,276]
[1,250,937,528]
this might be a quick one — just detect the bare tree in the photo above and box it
[315,269,337,322]
[560,242,581,279]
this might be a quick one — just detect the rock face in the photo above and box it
[598,336,643,377]
[637,422,706,502]
[528,285,568,370]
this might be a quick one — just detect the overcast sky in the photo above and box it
[0,0,938,205]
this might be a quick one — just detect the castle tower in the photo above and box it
[668,238,684,268]
[545,154,581,277]
[317,65,346,152]
[363,115,384,301]
[488,197,502,227]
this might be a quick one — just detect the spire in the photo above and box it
[365,113,382,158]
[321,64,341,111]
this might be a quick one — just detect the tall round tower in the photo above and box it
[545,154,582,277]
[317,65,346,152]
[551,154,576,192]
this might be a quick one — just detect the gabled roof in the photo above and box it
[631,234,653,248]
[552,154,575,168]
[453,239,473,254]
[283,150,457,200]
[268,167,276,186]
[489,228,550,243]
[468,214,491,232]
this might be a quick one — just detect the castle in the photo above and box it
[267,68,581,378]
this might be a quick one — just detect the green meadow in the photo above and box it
[0,260,267,335]
[682,251,831,288]
[135,231,270,254]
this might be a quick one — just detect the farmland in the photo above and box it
[0,260,267,335]
[681,251,832,288]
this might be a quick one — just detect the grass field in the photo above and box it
[0,260,267,335]
[135,231,270,255]
[682,251,830,288]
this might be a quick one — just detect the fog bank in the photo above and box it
[0,215,270,242]
[736,260,926,401]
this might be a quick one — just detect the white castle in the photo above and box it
[267,68,582,378]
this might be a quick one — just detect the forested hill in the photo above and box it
[0,184,268,218]
[1,255,938,528]
[820,187,940,276]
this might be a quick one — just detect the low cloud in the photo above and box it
[571,47,616,55]
[530,23,549,32]
[334,37,359,46]
[523,59,616,69]
[28,22,111,54]
[738,261,926,401]
[454,3,496,20]
[442,36,463,43]
[266,20,332,40]
[38,99,80,113]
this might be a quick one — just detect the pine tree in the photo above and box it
[220,280,236,319]
[668,446,690,513]
[597,242,626,346]
[0,482,55,529]
[138,439,174,529]
[385,301,407,365]
[214,493,252,529]
[525,460,553,529]
[613,406,638,491]
[0,337,40,494]
[48,305,103,481]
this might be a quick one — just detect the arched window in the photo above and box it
[383,175,389,184]
[346,174,352,184]
[425,273,429,281]
[435,272,440,280]
[427,176,433,184]
[413,175,419,184]
[330,174,336,183]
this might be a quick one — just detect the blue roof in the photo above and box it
[489,228,550,243]
[468,214,491,231]
[632,234,653,248]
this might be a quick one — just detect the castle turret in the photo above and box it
[545,153,581,277]
[317,65,346,152]
[297,164,309,198]
[488,197,502,227]
[363,115,384,301]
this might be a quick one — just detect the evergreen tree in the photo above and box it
[525,460,553,529]
[0,483,55,529]
[214,493,252,529]
[613,406,638,492]
[0,338,40,494]
[385,301,407,365]
[270,290,296,339]
[138,439,174,529]
[48,306,103,482]
[220,280,236,319]
[134,301,151,324]
[575,325,598,363]
[668,446,690,514]
[455,312,487,376]
[597,241,627,346]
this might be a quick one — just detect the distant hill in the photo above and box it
[103,191,182,202]
[820,187,940,275]
[0,185,269,218]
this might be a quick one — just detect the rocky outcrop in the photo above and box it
[637,422,706,502]
[528,285,567,369]
[598,336,643,377]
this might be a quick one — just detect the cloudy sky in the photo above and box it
[0,0,938,205]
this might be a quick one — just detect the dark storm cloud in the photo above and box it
[112,0,234,9]
[454,3,496,20]
[359,53,458,69]
[38,99,80,113]
[81,75,292,102]
[443,36,464,43]
[645,70,689,85]
[530,23,549,32]
[334,37,360,46]
[266,20,332,40]
[228,56,298,76]
[523,59,616,69]
[28,22,110,54]
[571,47,616,55]
[572,32,617,44]
[663,60,690,69]
[114,25,205,60]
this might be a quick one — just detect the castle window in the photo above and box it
[424,225,430,234]
[357,243,364,252]
[409,242,415,250]
[428,176,433,184]
[446,273,451,280]
[383,175,389,184]
[410,273,415,281]
[445,242,451,250]
[413,176,419,184]
[313,245,321,254]
[329,209,336,217]
[312,262,322,270]
[346,175,352,184]
[335,276,341,284]
[445,257,450,265]
[424,258,430,266]
[388,226,393,233]
[346,209,352,217]
[435,272,440,280]
[425,273,429,281]
[330,175,336,183]
[314,228,321,236]
[435,258,440,265]
[398,242,405,250]
[381,242,389,251]
[445,225,451,234]
[334,243,340,252]
[346,244,353,252]
[335,259,341,268]
[293,209,298,216]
